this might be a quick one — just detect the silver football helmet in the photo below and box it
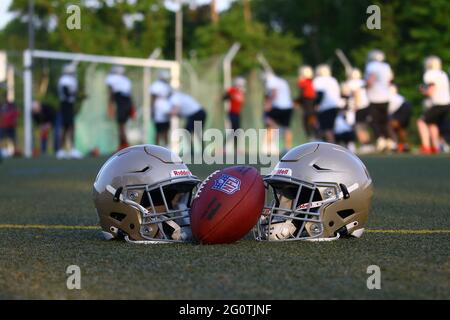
[93,145,200,244]
[255,143,373,242]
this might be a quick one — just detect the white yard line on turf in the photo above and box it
[0,224,449,235]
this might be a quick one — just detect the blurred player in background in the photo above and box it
[263,71,294,153]
[32,101,57,156]
[57,64,81,159]
[418,56,450,154]
[365,49,395,152]
[388,84,412,153]
[297,65,318,141]
[223,77,246,131]
[0,87,20,158]
[439,121,450,153]
[344,68,374,153]
[313,64,343,143]
[170,90,207,149]
[334,111,356,153]
[106,66,135,151]
[150,70,173,147]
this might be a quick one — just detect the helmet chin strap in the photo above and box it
[351,228,365,238]
[124,220,191,245]
[165,203,193,242]
[124,221,192,245]
[268,220,343,242]
[268,220,297,241]
[165,219,192,241]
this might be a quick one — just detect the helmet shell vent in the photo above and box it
[145,145,183,164]
[110,212,127,222]
[313,164,331,171]
[337,209,355,219]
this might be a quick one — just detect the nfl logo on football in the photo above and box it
[212,174,241,195]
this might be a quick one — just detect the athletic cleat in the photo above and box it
[387,139,397,152]
[441,142,450,154]
[420,146,434,155]
[376,138,388,153]
[70,149,83,159]
[397,144,410,153]
[358,144,376,155]
[347,142,357,154]
[56,150,68,160]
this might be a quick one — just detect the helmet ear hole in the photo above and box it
[337,209,356,219]
[110,212,127,222]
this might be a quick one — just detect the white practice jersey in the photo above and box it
[313,76,343,112]
[389,93,405,115]
[424,70,450,106]
[347,79,369,111]
[170,92,202,117]
[106,74,132,96]
[58,74,78,103]
[150,80,173,124]
[266,74,293,109]
[334,113,353,135]
[150,80,172,98]
[153,99,172,124]
[365,61,393,103]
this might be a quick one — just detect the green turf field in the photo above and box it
[0,155,449,300]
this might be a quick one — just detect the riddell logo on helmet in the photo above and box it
[272,168,292,176]
[171,169,192,178]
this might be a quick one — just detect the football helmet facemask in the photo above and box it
[93,145,200,244]
[255,143,373,242]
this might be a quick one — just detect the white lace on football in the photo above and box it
[194,170,220,200]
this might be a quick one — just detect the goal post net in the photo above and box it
[23,49,180,158]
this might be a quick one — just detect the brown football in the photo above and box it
[190,166,265,244]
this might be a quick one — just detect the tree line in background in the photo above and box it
[1,0,450,109]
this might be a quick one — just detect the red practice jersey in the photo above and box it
[298,78,316,100]
[0,103,19,129]
[227,87,245,114]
